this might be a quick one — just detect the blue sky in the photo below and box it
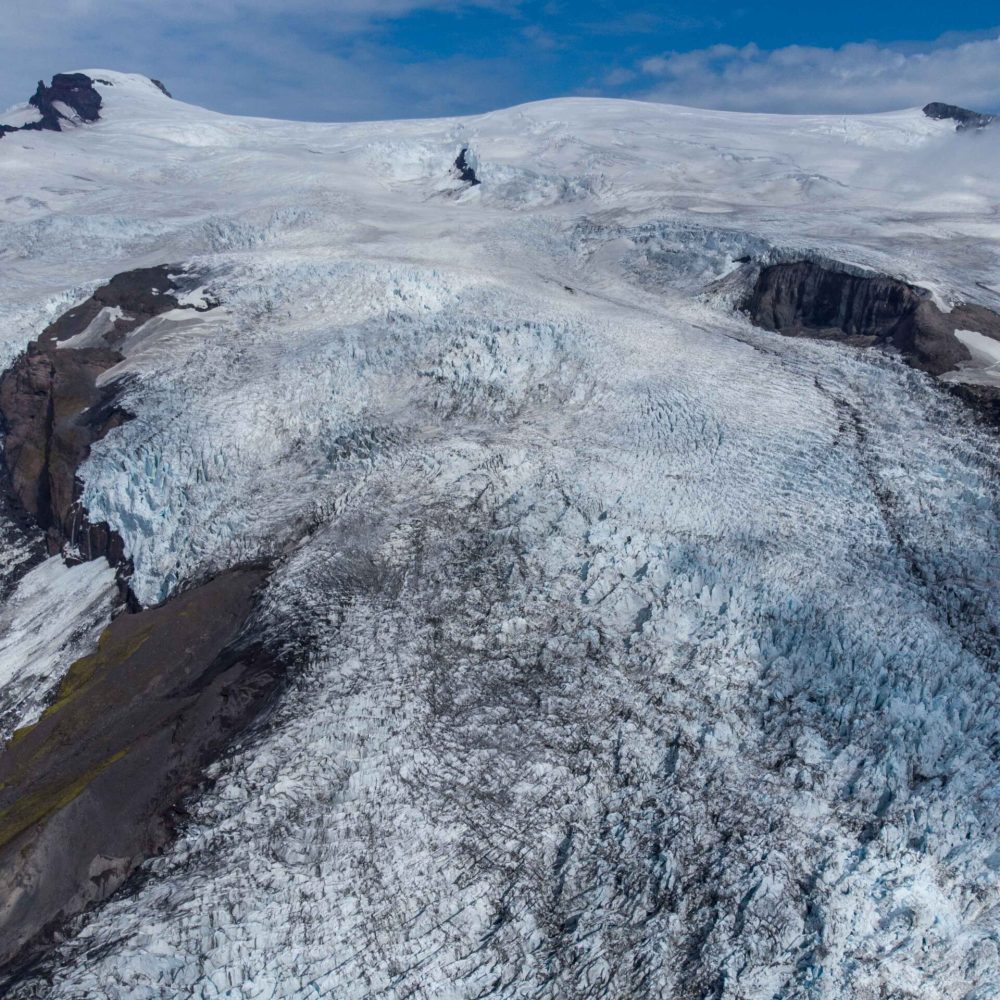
[3,1,999,120]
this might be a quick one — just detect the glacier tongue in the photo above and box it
[3,73,1000,997]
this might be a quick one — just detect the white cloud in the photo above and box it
[631,33,1000,114]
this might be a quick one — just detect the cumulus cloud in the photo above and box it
[631,33,1000,114]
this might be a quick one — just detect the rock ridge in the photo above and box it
[0,566,283,983]
[923,101,995,131]
[0,270,290,987]
[740,259,1000,423]
[0,265,212,601]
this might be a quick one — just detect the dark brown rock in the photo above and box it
[0,271,286,987]
[21,74,102,133]
[0,567,280,978]
[0,265,204,580]
[744,260,1000,376]
[0,270,284,988]
[0,343,125,542]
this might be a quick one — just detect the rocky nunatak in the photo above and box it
[24,73,103,132]
[740,259,1000,424]
[923,101,995,132]
[0,267,289,984]
[453,148,481,186]
[0,73,103,137]
[0,568,282,979]
[0,265,212,592]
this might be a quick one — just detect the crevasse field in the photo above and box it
[3,72,1000,998]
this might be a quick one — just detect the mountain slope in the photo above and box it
[1,71,1000,998]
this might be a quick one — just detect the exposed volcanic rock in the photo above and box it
[453,148,480,186]
[150,78,172,98]
[21,74,103,133]
[0,266,286,987]
[0,265,210,582]
[742,259,1000,423]
[0,566,281,980]
[923,101,995,131]
[744,260,1000,374]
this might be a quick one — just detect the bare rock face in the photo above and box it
[923,101,995,131]
[0,344,129,563]
[744,260,1000,373]
[453,148,480,186]
[22,73,103,132]
[742,259,1000,423]
[0,265,206,578]
[0,265,288,985]
[0,567,279,979]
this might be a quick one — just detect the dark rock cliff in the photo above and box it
[0,267,288,984]
[742,260,1000,423]
[744,261,1000,373]
[0,265,209,589]
[923,102,995,131]
[21,74,103,133]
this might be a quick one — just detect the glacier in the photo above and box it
[1,71,1000,998]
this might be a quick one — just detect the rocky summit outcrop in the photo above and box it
[0,567,281,980]
[923,101,995,131]
[0,265,210,585]
[0,73,104,139]
[22,73,103,132]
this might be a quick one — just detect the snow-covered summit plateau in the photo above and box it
[2,71,1000,998]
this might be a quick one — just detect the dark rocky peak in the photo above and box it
[0,73,169,139]
[22,73,103,132]
[453,148,481,186]
[923,102,995,131]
